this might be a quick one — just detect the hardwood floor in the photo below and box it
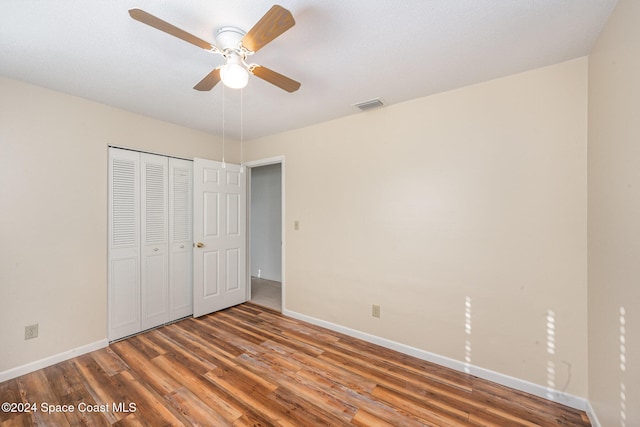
[0,303,591,426]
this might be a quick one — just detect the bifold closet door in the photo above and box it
[140,153,169,330]
[169,158,193,321]
[108,148,141,341]
[109,148,194,341]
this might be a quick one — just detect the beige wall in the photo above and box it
[245,58,589,396]
[0,58,592,401]
[588,1,640,425]
[0,76,232,373]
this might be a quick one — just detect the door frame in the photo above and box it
[244,156,285,311]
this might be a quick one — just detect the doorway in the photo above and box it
[246,157,284,311]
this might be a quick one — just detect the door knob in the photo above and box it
[196,242,205,248]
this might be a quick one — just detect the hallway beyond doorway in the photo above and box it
[250,277,281,311]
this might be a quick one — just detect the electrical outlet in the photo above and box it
[25,324,38,340]
[372,305,381,318]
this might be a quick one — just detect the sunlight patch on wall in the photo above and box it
[620,306,627,427]
[464,296,472,374]
[546,309,556,399]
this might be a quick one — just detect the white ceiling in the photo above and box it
[0,0,617,141]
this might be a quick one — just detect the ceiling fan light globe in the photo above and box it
[220,63,249,89]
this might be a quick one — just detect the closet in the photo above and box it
[108,147,193,341]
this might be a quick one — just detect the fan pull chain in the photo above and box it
[221,83,226,169]
[240,88,244,173]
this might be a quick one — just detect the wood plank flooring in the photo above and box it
[0,302,591,426]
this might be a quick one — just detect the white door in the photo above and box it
[108,148,141,341]
[193,158,246,317]
[140,153,169,330]
[169,158,193,320]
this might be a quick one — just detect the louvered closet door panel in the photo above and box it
[169,158,193,320]
[140,153,169,330]
[108,148,141,341]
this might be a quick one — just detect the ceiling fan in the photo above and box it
[128,5,301,92]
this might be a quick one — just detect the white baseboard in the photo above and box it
[1,315,602,424]
[0,339,108,383]
[283,308,590,412]
[585,400,602,427]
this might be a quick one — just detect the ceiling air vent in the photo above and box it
[353,98,384,111]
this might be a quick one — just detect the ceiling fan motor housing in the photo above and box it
[216,26,247,53]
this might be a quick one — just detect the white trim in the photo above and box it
[283,308,591,412]
[0,314,601,422]
[243,156,285,168]
[585,400,602,427]
[244,156,286,312]
[0,339,108,382]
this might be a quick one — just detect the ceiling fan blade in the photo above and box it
[193,68,221,91]
[129,8,216,52]
[241,5,295,53]
[249,65,300,93]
